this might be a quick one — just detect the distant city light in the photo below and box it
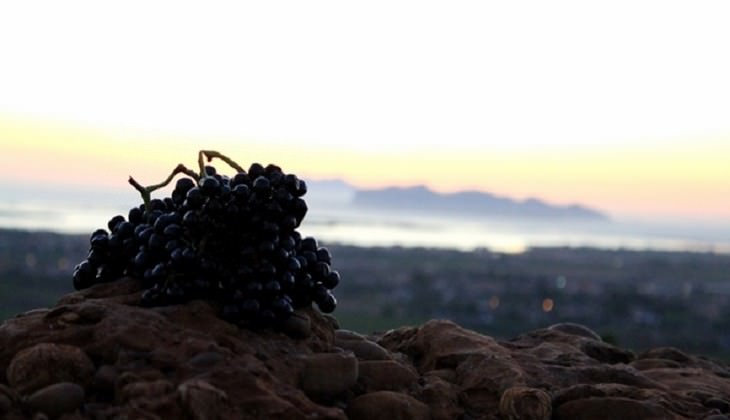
[542,298,554,312]
[488,295,500,310]
[556,275,567,289]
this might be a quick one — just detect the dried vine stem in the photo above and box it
[200,150,246,174]
[128,163,199,212]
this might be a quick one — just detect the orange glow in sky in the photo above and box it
[1,115,728,220]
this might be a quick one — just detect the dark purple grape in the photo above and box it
[185,187,204,208]
[175,177,195,193]
[200,177,221,196]
[252,176,270,193]
[312,261,331,279]
[163,224,181,237]
[316,247,332,264]
[322,270,341,289]
[107,215,125,231]
[148,199,166,212]
[115,221,134,238]
[248,163,265,178]
[128,207,144,225]
[72,260,96,290]
[90,235,109,251]
[316,291,337,313]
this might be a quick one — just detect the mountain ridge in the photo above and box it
[349,183,608,221]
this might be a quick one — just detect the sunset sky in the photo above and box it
[1,1,729,220]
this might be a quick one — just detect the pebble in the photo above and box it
[26,382,85,418]
[548,323,602,341]
[358,360,418,392]
[178,379,231,419]
[187,351,224,369]
[336,339,392,361]
[7,343,95,394]
[334,329,365,341]
[120,379,174,402]
[346,391,430,420]
[280,312,311,339]
[0,394,12,414]
[499,386,552,420]
[93,365,119,394]
[300,352,358,398]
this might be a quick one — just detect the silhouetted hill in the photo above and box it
[353,185,609,220]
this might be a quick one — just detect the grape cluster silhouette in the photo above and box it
[72,152,339,328]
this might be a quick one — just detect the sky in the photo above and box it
[1,1,729,220]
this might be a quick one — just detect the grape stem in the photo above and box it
[200,150,245,174]
[128,164,199,212]
[130,150,244,213]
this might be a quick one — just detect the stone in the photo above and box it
[120,379,174,402]
[334,329,365,341]
[178,379,232,420]
[498,386,551,420]
[357,360,418,392]
[548,322,602,341]
[346,391,430,420]
[555,396,672,420]
[279,312,311,339]
[25,382,85,418]
[336,339,392,361]
[187,351,225,369]
[300,352,358,399]
[639,347,692,363]
[0,394,12,414]
[418,375,462,419]
[6,343,95,394]
[581,340,635,364]
[1,278,730,420]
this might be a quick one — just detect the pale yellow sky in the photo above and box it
[1,2,729,220]
[1,115,728,220]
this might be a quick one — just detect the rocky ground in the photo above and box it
[1,279,730,419]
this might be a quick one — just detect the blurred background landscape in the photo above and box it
[1,1,729,358]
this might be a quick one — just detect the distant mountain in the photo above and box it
[352,185,608,221]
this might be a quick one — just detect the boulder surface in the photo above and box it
[1,278,729,419]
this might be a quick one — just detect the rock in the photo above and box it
[187,351,225,369]
[2,278,730,420]
[119,379,174,402]
[705,398,730,412]
[0,394,12,414]
[548,322,602,341]
[25,382,85,418]
[424,368,456,383]
[418,375,462,419]
[631,358,682,371]
[336,339,392,361]
[581,340,635,364]
[639,347,692,363]
[300,352,358,399]
[178,380,232,420]
[279,311,311,339]
[499,386,551,420]
[346,391,430,420]
[92,365,118,394]
[357,360,418,392]
[378,319,508,371]
[335,329,365,341]
[555,396,672,420]
[6,343,95,394]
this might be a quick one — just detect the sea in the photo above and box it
[1,181,729,254]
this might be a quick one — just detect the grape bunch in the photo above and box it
[72,151,339,328]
